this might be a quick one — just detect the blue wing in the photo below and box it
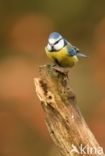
[68,47,77,56]
[64,39,80,56]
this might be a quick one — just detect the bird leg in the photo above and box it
[52,64,69,76]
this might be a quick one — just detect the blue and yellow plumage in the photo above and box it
[45,32,87,67]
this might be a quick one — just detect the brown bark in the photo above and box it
[34,65,105,156]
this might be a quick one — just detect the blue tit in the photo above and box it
[45,32,87,67]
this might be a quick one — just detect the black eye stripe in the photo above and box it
[48,38,63,46]
[48,38,65,52]
[55,40,59,44]
[54,38,63,44]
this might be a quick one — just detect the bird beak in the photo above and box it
[77,52,88,58]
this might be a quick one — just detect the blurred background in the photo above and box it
[0,0,105,155]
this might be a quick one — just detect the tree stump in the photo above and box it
[34,65,105,156]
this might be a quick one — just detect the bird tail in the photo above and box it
[77,52,87,58]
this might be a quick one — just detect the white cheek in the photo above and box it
[47,44,52,51]
[54,39,64,50]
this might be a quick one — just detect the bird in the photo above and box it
[45,32,87,68]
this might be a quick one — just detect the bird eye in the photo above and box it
[54,39,64,51]
[47,44,52,51]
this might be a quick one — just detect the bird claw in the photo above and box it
[52,65,69,76]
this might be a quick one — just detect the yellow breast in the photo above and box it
[45,46,78,67]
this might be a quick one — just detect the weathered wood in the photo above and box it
[34,65,105,156]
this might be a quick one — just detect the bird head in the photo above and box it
[47,32,65,52]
